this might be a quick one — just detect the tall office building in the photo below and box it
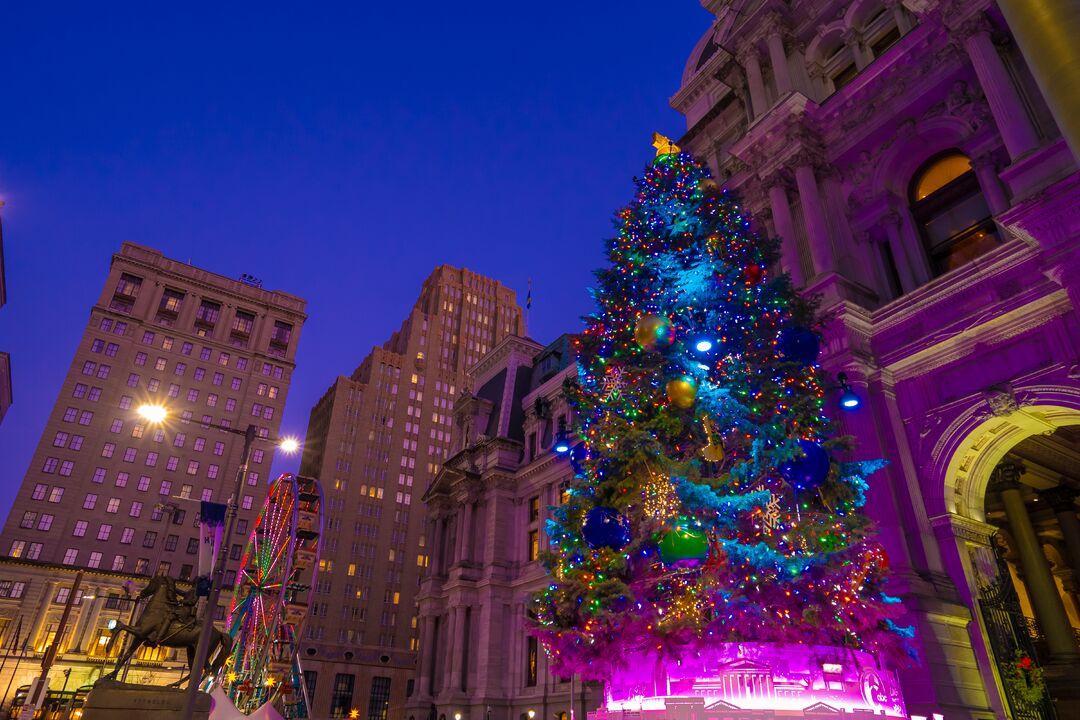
[0,242,306,584]
[298,266,523,720]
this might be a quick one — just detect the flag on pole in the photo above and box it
[198,501,228,580]
[526,279,532,310]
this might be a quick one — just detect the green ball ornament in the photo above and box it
[658,522,709,568]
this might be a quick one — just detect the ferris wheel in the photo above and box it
[222,473,323,717]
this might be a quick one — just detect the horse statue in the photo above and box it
[104,574,233,686]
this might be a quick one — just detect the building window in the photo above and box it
[367,677,391,720]
[8,541,25,558]
[195,300,221,334]
[158,288,185,318]
[62,548,78,565]
[330,673,355,719]
[527,529,539,561]
[73,520,88,537]
[32,484,48,500]
[19,512,36,529]
[143,531,157,548]
[48,487,64,503]
[107,499,121,514]
[112,555,126,571]
[909,151,998,277]
[526,636,538,686]
[26,543,42,560]
[37,514,54,531]
[97,524,112,541]
[115,273,142,299]
[88,551,102,569]
[84,493,98,509]
[0,581,26,599]
[186,538,199,554]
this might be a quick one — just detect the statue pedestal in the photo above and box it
[82,679,212,720]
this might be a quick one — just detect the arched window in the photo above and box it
[909,151,999,277]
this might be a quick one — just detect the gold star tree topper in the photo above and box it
[652,132,681,156]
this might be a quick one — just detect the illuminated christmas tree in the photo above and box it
[533,137,912,682]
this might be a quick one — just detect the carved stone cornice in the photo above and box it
[1040,485,1079,514]
[988,461,1025,493]
[759,168,792,190]
[950,12,993,43]
[930,512,998,546]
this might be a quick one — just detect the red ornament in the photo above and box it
[239,681,253,694]
[281,682,294,695]
[744,264,764,284]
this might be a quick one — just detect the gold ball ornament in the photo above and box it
[635,314,673,349]
[666,378,697,408]
[698,177,720,195]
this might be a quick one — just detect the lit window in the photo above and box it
[910,151,998,277]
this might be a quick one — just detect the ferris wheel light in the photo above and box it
[278,436,300,454]
[265,676,276,687]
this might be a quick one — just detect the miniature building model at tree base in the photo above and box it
[592,644,906,720]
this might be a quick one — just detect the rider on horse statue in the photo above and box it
[129,574,198,646]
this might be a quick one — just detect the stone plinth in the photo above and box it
[82,679,211,720]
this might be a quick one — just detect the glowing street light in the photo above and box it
[279,436,300,454]
[528,712,536,719]
[137,404,168,424]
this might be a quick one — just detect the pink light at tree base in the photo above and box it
[592,642,907,720]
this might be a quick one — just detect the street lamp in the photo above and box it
[528,711,536,720]
[136,404,299,718]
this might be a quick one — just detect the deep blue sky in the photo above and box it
[0,2,710,510]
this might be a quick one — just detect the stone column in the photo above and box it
[448,605,468,691]
[766,28,793,96]
[992,463,1080,657]
[452,512,466,568]
[792,160,834,277]
[461,501,476,564]
[765,174,804,286]
[72,588,105,653]
[738,47,768,118]
[995,0,1080,161]
[970,154,1009,215]
[28,580,58,652]
[416,615,437,698]
[1042,486,1080,577]
[957,16,1041,161]
[444,607,462,692]
[880,211,922,292]
[886,0,913,34]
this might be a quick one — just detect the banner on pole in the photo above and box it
[198,501,228,580]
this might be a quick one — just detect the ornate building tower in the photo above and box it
[673,1,1080,718]
[298,267,523,720]
[406,335,603,720]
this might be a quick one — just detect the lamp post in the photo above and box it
[136,405,299,720]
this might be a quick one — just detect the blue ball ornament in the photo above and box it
[777,327,820,366]
[582,507,631,550]
[569,443,588,476]
[779,440,831,492]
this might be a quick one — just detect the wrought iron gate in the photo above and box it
[976,537,1056,720]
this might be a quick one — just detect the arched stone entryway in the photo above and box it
[931,400,1080,719]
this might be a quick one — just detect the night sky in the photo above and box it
[0,2,710,510]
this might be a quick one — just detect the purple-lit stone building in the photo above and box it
[410,2,1080,719]
[669,0,1080,718]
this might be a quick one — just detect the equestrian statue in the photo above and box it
[104,574,233,686]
